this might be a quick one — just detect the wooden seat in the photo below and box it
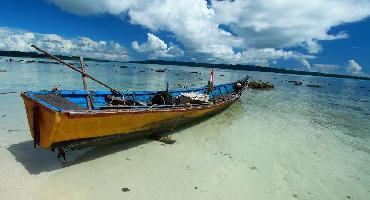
[33,94,85,110]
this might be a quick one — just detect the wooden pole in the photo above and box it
[31,45,121,95]
[79,56,93,110]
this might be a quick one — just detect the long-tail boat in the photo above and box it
[21,45,249,158]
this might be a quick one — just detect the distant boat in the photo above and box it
[21,45,249,159]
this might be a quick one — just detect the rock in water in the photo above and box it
[122,187,130,192]
[306,84,321,88]
[248,81,274,90]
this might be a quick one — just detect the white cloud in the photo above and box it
[310,61,365,75]
[312,64,341,73]
[303,40,322,54]
[132,33,183,58]
[46,0,370,65]
[300,58,312,71]
[0,27,129,61]
[212,0,368,50]
[204,48,314,67]
[347,59,362,75]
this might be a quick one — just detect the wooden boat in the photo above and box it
[21,45,249,156]
[21,81,248,150]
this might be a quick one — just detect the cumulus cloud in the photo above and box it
[204,48,313,67]
[132,33,184,58]
[300,58,312,71]
[347,59,362,75]
[212,0,367,50]
[46,0,370,65]
[312,64,341,73]
[0,27,129,61]
[311,60,365,75]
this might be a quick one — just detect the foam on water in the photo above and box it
[0,59,369,199]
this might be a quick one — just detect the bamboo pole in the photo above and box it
[31,45,121,94]
[79,56,93,110]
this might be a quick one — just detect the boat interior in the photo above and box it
[23,82,244,112]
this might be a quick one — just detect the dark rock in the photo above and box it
[120,65,128,68]
[0,91,16,95]
[190,71,199,74]
[194,186,198,190]
[248,81,274,90]
[346,195,352,199]
[122,187,130,192]
[158,136,176,144]
[360,86,365,89]
[306,84,321,88]
[1,115,6,118]
[288,80,302,85]
[155,69,166,72]
[294,81,303,85]
[8,129,23,133]
[0,69,7,72]
[220,74,224,76]
[293,193,298,198]
[149,135,176,144]
[175,73,179,75]
[250,166,256,170]
[37,60,59,64]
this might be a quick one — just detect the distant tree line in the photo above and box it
[129,60,370,81]
[0,50,112,62]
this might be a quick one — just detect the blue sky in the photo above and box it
[0,0,369,75]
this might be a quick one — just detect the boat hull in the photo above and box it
[22,94,239,149]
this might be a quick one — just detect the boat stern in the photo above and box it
[21,92,61,149]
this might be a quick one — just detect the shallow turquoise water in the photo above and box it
[0,58,369,199]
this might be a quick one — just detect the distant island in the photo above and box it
[1,50,368,81]
[0,50,113,62]
[129,60,370,81]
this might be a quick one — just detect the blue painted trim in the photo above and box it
[23,82,236,112]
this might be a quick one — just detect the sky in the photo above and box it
[0,0,369,75]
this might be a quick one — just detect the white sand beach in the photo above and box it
[1,61,370,199]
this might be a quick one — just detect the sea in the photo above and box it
[0,57,369,199]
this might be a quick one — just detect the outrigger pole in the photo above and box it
[31,45,121,95]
